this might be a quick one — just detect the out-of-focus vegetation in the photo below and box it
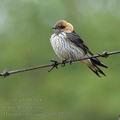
[0,0,120,120]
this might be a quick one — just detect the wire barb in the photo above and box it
[0,71,10,77]
[99,51,110,58]
[48,60,59,72]
[0,50,119,77]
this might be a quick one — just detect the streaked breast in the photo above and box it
[50,32,85,60]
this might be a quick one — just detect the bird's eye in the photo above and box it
[58,25,65,29]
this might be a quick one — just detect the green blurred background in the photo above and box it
[0,0,120,120]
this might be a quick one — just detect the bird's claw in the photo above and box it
[48,60,59,72]
[61,60,67,67]
[69,60,72,65]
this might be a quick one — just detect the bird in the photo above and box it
[50,20,108,77]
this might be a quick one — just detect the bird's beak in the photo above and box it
[52,27,56,29]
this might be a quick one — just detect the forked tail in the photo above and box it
[88,57,108,77]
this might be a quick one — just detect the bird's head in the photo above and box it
[52,20,74,33]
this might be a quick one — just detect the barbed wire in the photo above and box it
[0,50,120,78]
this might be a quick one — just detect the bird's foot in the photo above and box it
[48,60,59,72]
[61,60,67,67]
[69,60,72,65]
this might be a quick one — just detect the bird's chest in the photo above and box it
[50,33,70,59]
[51,33,67,49]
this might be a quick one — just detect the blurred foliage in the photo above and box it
[0,0,120,120]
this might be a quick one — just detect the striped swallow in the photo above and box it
[50,20,108,77]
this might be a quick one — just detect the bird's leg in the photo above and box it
[69,60,72,65]
[61,59,67,67]
[48,60,59,72]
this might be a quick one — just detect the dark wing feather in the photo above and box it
[66,31,92,54]
[66,31,108,68]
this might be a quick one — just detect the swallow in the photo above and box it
[50,20,108,77]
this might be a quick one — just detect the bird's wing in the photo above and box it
[66,31,93,54]
[66,31,108,68]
